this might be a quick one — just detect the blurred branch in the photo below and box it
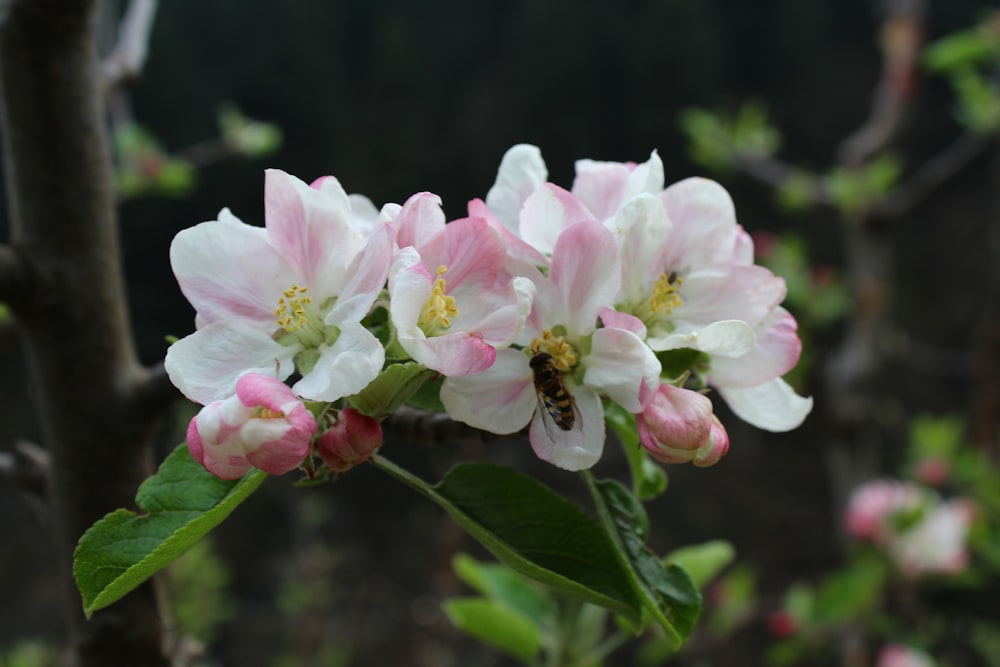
[100,0,158,90]
[125,362,179,419]
[871,131,993,219]
[837,0,925,166]
[0,440,50,500]
[0,244,28,307]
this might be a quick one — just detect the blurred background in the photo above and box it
[2,0,999,665]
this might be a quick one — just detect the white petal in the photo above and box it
[293,321,384,402]
[485,144,548,234]
[647,319,755,357]
[529,385,604,471]
[170,211,293,326]
[165,321,297,404]
[717,378,813,432]
[584,328,660,412]
[440,349,537,434]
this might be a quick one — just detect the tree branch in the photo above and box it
[871,131,993,219]
[100,0,158,90]
[0,0,171,663]
[836,0,925,166]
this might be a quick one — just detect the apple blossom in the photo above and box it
[637,384,730,467]
[441,220,660,471]
[845,479,974,577]
[876,645,936,667]
[316,407,383,473]
[166,168,392,405]
[387,192,534,376]
[186,373,317,479]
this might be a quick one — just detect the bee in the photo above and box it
[529,352,580,439]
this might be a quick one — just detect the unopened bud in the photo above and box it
[317,408,383,473]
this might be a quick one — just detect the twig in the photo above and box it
[125,361,180,419]
[837,0,925,166]
[0,440,51,499]
[871,131,993,219]
[100,0,158,90]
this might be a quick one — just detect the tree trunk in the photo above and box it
[0,1,170,664]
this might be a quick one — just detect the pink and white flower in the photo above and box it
[440,220,660,470]
[166,169,393,404]
[186,373,317,479]
[876,644,936,667]
[387,193,534,376]
[845,479,974,577]
[637,384,730,467]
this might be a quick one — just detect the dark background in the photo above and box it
[2,0,996,665]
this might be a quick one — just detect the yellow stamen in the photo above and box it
[650,271,683,315]
[274,284,313,332]
[419,265,459,332]
[530,331,577,373]
[256,408,284,420]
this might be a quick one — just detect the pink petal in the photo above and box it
[708,307,803,388]
[548,220,621,334]
[659,177,741,269]
[264,169,363,292]
[401,331,496,376]
[468,198,549,268]
[598,307,647,338]
[433,216,505,290]
[519,184,599,256]
[394,192,446,256]
[572,150,664,221]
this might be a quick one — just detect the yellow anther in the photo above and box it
[650,271,683,315]
[274,284,314,333]
[530,331,577,373]
[256,407,284,420]
[419,266,459,332]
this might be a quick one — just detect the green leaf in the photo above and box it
[372,457,643,621]
[453,553,555,625]
[73,445,266,617]
[665,540,736,589]
[347,362,435,419]
[404,371,447,412]
[605,403,668,501]
[585,476,701,648]
[443,598,543,662]
[812,557,886,624]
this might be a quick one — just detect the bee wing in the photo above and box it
[535,388,564,443]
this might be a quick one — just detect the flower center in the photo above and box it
[419,265,459,335]
[530,330,577,373]
[255,407,284,420]
[274,284,325,347]
[650,271,683,315]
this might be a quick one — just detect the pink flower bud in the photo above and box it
[316,408,383,473]
[913,456,950,486]
[637,384,729,466]
[186,373,317,479]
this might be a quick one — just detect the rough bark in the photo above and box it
[0,0,170,664]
